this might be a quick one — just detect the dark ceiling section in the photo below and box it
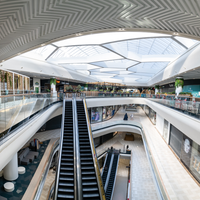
[0,0,200,61]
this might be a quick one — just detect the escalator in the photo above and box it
[101,153,112,187]
[55,101,75,200]
[76,100,101,200]
[105,154,119,200]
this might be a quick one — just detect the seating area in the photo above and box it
[18,139,41,165]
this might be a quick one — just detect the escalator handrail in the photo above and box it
[53,95,66,200]
[83,98,106,200]
[104,154,114,192]
[110,154,120,200]
[101,153,108,176]
[73,98,82,200]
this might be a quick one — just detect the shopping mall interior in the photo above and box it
[0,1,200,200]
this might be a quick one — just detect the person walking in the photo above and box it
[123,113,128,120]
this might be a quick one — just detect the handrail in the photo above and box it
[104,154,114,192]
[101,153,108,176]
[83,98,106,200]
[53,94,66,200]
[72,96,79,200]
[110,154,119,200]
[33,140,59,200]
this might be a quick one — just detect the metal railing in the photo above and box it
[83,98,106,200]
[53,94,66,200]
[73,96,82,200]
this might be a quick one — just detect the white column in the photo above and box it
[3,153,18,181]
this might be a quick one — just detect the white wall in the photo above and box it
[156,114,164,137]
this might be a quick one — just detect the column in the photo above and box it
[3,153,18,181]
[50,78,57,97]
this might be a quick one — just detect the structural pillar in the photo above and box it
[3,153,18,181]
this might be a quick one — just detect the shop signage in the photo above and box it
[60,81,69,85]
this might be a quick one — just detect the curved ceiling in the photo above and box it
[21,32,199,84]
[1,0,200,62]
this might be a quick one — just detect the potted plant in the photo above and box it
[76,85,82,93]
[175,77,184,96]
[155,85,160,94]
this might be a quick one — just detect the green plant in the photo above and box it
[175,78,184,88]
[4,72,8,82]
[76,85,82,92]
[46,89,50,93]
[9,76,12,87]
[168,91,175,94]
[50,78,56,85]
[85,84,88,88]
[155,85,160,89]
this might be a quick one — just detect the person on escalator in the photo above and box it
[104,165,108,172]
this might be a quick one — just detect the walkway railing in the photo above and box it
[0,92,63,142]
[78,92,200,120]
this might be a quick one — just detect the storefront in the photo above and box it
[169,125,200,183]
[90,105,119,124]
[143,105,156,125]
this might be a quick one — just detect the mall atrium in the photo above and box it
[0,1,200,200]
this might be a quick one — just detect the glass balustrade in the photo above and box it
[0,93,62,142]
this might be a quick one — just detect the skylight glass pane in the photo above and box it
[91,59,138,69]
[174,36,199,48]
[53,32,171,46]
[50,46,110,58]
[22,45,56,60]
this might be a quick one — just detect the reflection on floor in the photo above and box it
[0,140,49,200]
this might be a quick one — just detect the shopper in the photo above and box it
[123,113,128,120]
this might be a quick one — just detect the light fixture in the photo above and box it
[76,33,82,36]
[173,32,179,35]
[119,28,125,31]
[40,44,45,47]
[40,70,42,72]
[21,67,23,69]
[2,60,5,62]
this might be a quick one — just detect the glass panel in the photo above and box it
[169,125,183,158]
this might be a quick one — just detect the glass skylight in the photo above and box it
[174,36,199,48]
[50,46,110,59]
[53,32,171,47]
[91,59,138,69]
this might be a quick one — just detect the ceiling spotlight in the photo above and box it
[2,60,5,62]
[21,67,23,69]
[40,44,45,47]
[173,32,179,35]
[40,70,42,72]
[119,28,125,31]
[76,33,82,36]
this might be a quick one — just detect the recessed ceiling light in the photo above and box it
[2,60,5,62]
[193,69,195,70]
[76,33,82,36]
[119,28,125,31]
[21,67,23,69]
[173,32,179,35]
[41,44,45,47]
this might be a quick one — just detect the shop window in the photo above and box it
[169,125,183,158]
[91,107,102,123]
[163,119,169,142]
